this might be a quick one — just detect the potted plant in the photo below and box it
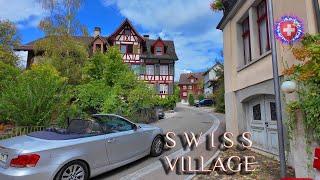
[210,0,224,12]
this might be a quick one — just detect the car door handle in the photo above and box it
[107,138,116,143]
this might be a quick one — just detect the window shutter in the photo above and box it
[169,64,174,75]
[155,64,160,75]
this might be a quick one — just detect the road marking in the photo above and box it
[119,107,222,180]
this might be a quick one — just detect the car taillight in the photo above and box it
[10,154,40,168]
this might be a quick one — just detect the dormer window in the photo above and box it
[155,46,163,55]
[190,79,194,83]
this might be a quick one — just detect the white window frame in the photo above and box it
[182,92,187,97]
[183,85,187,90]
[190,79,194,83]
[160,65,168,75]
[159,84,168,94]
[146,65,154,75]
[188,85,192,90]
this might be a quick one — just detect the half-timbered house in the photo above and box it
[15,19,178,97]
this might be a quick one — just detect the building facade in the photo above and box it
[217,0,319,158]
[178,73,204,104]
[203,63,222,97]
[16,19,178,97]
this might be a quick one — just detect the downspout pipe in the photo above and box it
[313,0,320,32]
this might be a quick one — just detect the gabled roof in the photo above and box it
[203,62,223,75]
[107,18,144,42]
[14,36,95,51]
[141,39,178,61]
[178,72,203,85]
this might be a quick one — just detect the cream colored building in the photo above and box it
[217,0,319,158]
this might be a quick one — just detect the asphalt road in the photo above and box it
[93,104,225,180]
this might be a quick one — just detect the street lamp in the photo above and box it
[281,80,297,94]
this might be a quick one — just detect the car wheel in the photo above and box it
[54,160,89,180]
[150,135,164,157]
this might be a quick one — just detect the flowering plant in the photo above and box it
[210,0,224,12]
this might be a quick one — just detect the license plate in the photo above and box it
[0,153,8,163]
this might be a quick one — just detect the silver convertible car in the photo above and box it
[0,114,165,180]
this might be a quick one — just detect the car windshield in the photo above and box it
[67,119,102,135]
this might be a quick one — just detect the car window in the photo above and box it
[94,115,134,134]
[67,119,103,135]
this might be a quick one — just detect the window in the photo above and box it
[159,84,168,94]
[257,0,270,55]
[146,65,154,75]
[160,65,168,75]
[270,102,277,121]
[94,115,134,133]
[252,104,261,120]
[124,29,131,35]
[120,45,127,54]
[182,92,187,97]
[242,17,251,65]
[131,64,140,75]
[188,85,192,90]
[127,44,133,54]
[190,79,194,83]
[155,46,163,55]
[120,44,133,54]
[95,44,102,52]
[183,85,187,90]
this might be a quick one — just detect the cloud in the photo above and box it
[0,0,45,28]
[102,0,223,80]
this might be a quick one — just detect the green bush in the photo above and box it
[0,61,20,92]
[188,94,195,106]
[198,94,205,101]
[213,85,225,113]
[0,64,67,126]
[157,95,177,110]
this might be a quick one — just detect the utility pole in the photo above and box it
[267,0,286,178]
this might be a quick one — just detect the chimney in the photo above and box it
[94,27,101,37]
[143,34,149,39]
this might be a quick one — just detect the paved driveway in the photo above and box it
[93,104,225,180]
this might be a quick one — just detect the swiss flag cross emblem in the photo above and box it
[280,21,298,41]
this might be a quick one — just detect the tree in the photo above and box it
[76,47,158,123]
[33,0,88,85]
[0,20,20,66]
[0,61,20,92]
[212,65,225,113]
[0,64,67,126]
[34,36,88,85]
[188,94,195,106]
[37,0,87,36]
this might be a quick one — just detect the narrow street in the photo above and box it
[94,104,225,180]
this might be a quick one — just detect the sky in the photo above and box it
[0,0,223,79]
